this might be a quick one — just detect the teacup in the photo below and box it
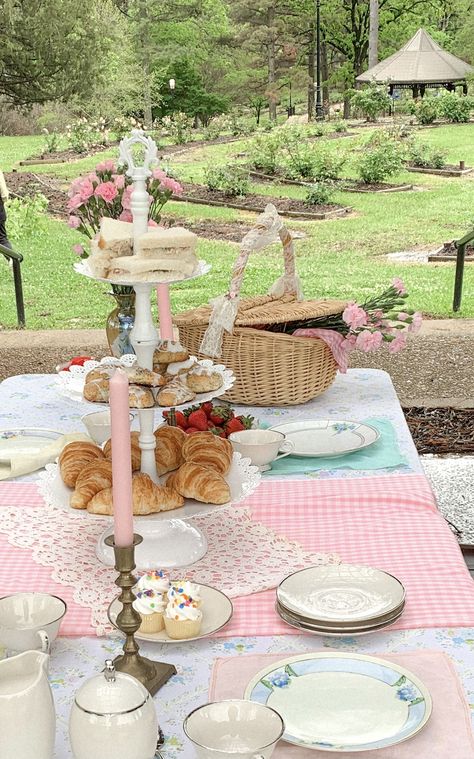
[81,410,133,445]
[184,699,285,759]
[0,592,66,655]
[228,429,294,471]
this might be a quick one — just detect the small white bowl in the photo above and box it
[81,410,133,445]
[0,592,67,653]
[228,429,294,471]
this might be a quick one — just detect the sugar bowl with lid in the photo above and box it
[69,660,159,759]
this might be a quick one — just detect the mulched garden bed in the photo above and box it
[428,241,474,262]
[406,163,472,177]
[6,171,69,216]
[20,143,119,166]
[404,407,474,455]
[164,216,250,242]
[249,171,413,193]
[173,182,351,219]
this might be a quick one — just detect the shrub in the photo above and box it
[333,119,348,133]
[283,133,317,179]
[247,132,283,174]
[411,98,438,125]
[42,128,61,154]
[310,123,327,137]
[161,112,193,144]
[358,136,405,183]
[408,140,447,169]
[6,194,49,243]
[305,181,335,205]
[204,164,250,196]
[350,84,392,121]
[229,112,249,136]
[437,93,473,123]
[311,149,346,181]
[202,117,222,141]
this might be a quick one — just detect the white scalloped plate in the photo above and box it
[37,451,261,521]
[55,355,235,410]
[74,258,211,286]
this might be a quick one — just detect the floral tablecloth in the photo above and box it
[48,628,474,759]
[0,368,421,479]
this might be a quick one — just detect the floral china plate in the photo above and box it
[270,420,380,458]
[245,653,431,752]
[0,428,63,464]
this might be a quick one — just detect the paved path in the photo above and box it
[1,320,473,407]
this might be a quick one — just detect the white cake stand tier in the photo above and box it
[38,455,260,570]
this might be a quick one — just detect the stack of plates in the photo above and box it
[276,564,406,636]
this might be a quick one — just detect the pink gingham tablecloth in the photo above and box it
[1,474,474,637]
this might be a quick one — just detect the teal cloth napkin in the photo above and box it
[263,417,407,475]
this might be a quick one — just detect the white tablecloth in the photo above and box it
[0,368,421,479]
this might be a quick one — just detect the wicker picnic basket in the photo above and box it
[175,205,346,406]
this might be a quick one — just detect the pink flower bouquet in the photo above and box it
[67,161,183,257]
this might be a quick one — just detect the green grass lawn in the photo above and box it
[0,123,473,329]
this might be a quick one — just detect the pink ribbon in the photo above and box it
[293,328,350,373]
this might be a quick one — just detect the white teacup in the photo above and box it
[228,429,294,471]
[81,410,133,445]
[184,699,285,759]
[0,592,66,655]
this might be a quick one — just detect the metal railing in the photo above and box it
[453,229,474,312]
[0,242,25,327]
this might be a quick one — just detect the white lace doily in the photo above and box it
[38,451,261,520]
[74,258,212,286]
[55,355,235,409]
[0,499,339,636]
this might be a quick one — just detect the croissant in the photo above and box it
[167,462,230,505]
[87,473,184,515]
[104,431,141,471]
[154,425,186,475]
[70,460,113,510]
[182,431,232,460]
[182,433,232,475]
[59,441,105,488]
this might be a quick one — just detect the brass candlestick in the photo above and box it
[105,534,176,695]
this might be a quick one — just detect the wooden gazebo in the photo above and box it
[356,28,473,98]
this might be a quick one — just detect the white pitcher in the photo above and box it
[0,650,55,759]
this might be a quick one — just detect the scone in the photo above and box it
[153,340,189,365]
[156,377,195,407]
[186,365,223,393]
[128,384,155,408]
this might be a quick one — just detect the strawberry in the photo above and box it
[70,356,93,366]
[224,417,245,435]
[201,401,214,418]
[209,406,234,426]
[209,425,226,438]
[185,426,200,434]
[174,411,188,429]
[236,414,254,430]
[186,409,208,431]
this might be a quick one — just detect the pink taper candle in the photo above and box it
[109,368,134,547]
[156,284,174,340]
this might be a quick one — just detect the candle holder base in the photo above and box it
[105,533,176,695]
[113,653,176,695]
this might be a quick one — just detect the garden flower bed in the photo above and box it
[249,170,413,193]
[428,241,474,262]
[406,163,473,177]
[172,183,352,219]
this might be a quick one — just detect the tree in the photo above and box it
[369,0,379,67]
[0,0,109,106]
[156,58,230,123]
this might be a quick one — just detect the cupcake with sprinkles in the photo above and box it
[164,595,202,640]
[133,571,170,633]
[167,580,202,608]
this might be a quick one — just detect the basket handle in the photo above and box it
[199,205,302,358]
[228,204,299,299]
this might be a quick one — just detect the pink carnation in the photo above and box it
[68,215,81,229]
[392,277,407,296]
[343,334,357,351]
[87,173,100,184]
[408,312,422,334]
[72,244,84,256]
[119,210,133,223]
[152,168,167,182]
[94,181,118,203]
[342,302,368,330]
[67,194,83,211]
[388,333,407,354]
[69,177,83,197]
[112,174,125,189]
[121,185,133,210]
[148,219,158,227]
[355,330,383,353]
[79,179,95,202]
[397,312,409,321]
[152,168,183,195]
[96,159,116,173]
